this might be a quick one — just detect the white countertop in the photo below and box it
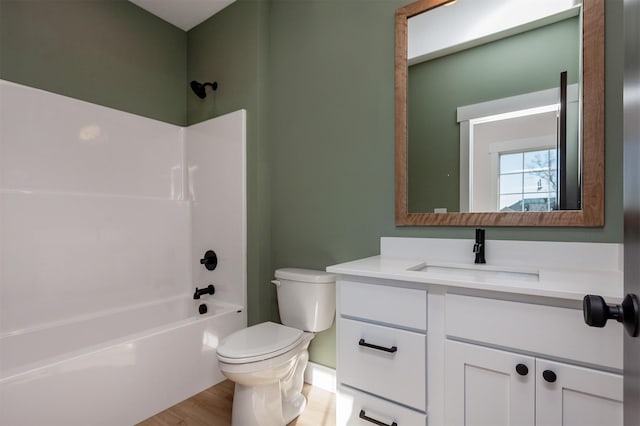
[327,254,624,302]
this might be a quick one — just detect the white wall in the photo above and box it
[0,80,245,336]
[187,111,246,308]
[408,0,580,64]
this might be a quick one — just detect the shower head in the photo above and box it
[190,80,218,99]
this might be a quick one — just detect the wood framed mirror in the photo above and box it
[395,0,604,226]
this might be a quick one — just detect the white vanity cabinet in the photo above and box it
[535,358,623,426]
[445,341,623,426]
[329,238,624,426]
[336,279,428,426]
[444,294,623,426]
[445,341,535,426]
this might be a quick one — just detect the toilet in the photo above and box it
[216,268,336,426]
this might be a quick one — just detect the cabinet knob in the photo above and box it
[515,363,529,376]
[543,370,557,383]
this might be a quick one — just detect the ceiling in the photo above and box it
[128,0,236,31]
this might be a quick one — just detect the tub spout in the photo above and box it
[193,284,215,300]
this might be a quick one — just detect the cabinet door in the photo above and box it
[445,340,535,426]
[535,359,623,426]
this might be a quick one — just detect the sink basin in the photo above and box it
[409,262,539,282]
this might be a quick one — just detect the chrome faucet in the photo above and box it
[473,228,486,264]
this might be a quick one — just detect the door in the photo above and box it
[444,340,535,426]
[624,0,640,424]
[535,359,623,426]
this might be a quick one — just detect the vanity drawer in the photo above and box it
[339,280,427,331]
[337,385,427,426]
[338,318,426,411]
[445,294,623,369]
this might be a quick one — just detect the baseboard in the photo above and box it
[304,362,336,393]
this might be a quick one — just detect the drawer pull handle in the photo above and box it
[358,338,398,353]
[359,409,398,426]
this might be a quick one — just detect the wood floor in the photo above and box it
[137,380,336,426]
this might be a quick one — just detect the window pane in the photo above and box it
[499,173,522,194]
[549,148,557,167]
[524,150,551,171]
[500,153,522,174]
[548,169,558,191]
[522,193,552,212]
[496,148,558,212]
[500,194,523,211]
[523,171,551,193]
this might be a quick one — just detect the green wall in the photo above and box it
[267,0,408,367]
[266,0,622,368]
[0,0,187,125]
[0,0,625,370]
[408,17,580,213]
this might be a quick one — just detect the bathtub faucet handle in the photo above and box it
[193,284,215,300]
[199,250,218,271]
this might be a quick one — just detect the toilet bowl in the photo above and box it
[216,268,336,426]
[217,322,314,425]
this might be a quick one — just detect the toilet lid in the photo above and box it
[217,322,304,363]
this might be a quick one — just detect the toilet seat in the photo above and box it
[217,322,304,364]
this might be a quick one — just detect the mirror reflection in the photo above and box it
[406,0,582,214]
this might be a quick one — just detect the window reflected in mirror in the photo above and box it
[499,148,557,212]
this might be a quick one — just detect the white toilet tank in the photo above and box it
[273,268,336,332]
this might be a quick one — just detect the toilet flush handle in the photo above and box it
[271,280,281,287]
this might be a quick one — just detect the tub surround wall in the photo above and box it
[0,80,246,339]
[0,80,190,335]
[0,80,247,424]
[187,113,247,308]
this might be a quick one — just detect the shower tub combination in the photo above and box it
[0,296,244,425]
[0,81,247,425]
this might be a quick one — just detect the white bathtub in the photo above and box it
[0,295,245,426]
